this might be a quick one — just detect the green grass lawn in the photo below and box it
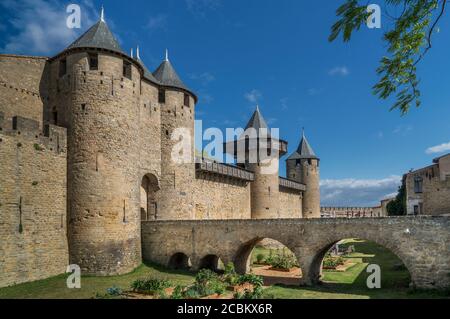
[0,263,195,299]
[1,239,449,299]
[254,239,448,299]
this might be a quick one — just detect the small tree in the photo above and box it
[387,175,407,216]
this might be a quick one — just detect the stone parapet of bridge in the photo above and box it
[142,217,450,290]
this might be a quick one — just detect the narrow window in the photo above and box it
[81,104,86,111]
[158,89,166,104]
[123,60,132,80]
[52,110,58,124]
[59,59,67,77]
[184,93,190,107]
[414,176,423,193]
[89,53,98,70]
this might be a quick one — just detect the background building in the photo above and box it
[405,154,450,216]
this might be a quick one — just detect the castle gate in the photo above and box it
[141,217,450,289]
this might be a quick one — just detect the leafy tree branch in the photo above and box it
[329,0,447,114]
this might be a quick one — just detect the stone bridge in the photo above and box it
[141,217,450,289]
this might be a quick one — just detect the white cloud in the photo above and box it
[393,125,413,136]
[426,141,450,154]
[145,14,168,32]
[189,72,215,86]
[320,175,402,207]
[0,0,97,56]
[328,66,349,76]
[244,89,262,103]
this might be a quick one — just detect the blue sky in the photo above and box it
[1,0,449,206]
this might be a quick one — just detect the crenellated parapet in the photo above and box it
[321,206,383,218]
[0,113,67,154]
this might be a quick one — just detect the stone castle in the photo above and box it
[0,13,320,287]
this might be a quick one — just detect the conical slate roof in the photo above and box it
[66,19,124,54]
[245,105,269,131]
[153,58,190,91]
[136,56,159,83]
[287,131,318,160]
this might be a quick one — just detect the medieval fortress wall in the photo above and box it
[0,17,319,287]
[0,113,68,287]
[0,55,48,126]
[0,14,449,290]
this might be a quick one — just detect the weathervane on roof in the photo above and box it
[165,49,169,62]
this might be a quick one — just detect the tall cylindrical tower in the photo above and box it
[50,16,143,275]
[286,130,320,218]
[153,52,197,220]
[227,106,287,219]
[247,159,280,219]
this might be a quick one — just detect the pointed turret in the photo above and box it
[65,8,124,55]
[153,50,192,93]
[134,46,159,84]
[245,105,270,133]
[286,129,320,218]
[287,129,318,160]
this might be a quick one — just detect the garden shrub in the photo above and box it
[238,274,264,288]
[256,253,265,264]
[323,256,345,269]
[269,254,297,270]
[131,278,171,294]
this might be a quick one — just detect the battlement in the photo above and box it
[321,206,380,211]
[0,113,66,154]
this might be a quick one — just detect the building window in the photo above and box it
[159,89,166,104]
[59,59,67,77]
[123,60,132,80]
[184,93,190,107]
[89,53,98,70]
[414,176,423,193]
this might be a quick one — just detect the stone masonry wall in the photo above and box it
[142,217,450,289]
[0,55,48,127]
[159,90,196,220]
[279,188,302,218]
[193,174,251,219]
[0,115,68,288]
[406,164,450,216]
[62,52,142,275]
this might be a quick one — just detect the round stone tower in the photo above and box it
[229,106,287,219]
[286,130,320,218]
[152,51,197,220]
[49,13,144,275]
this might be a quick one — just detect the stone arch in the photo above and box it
[140,173,160,221]
[168,252,191,270]
[199,254,223,272]
[302,236,414,287]
[233,237,300,276]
